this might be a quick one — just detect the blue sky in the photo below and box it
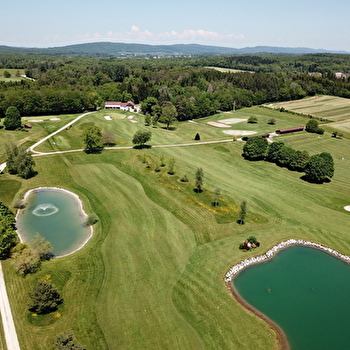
[1,0,350,50]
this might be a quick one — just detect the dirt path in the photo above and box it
[0,262,21,350]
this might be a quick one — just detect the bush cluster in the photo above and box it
[305,119,324,134]
[239,236,260,251]
[243,137,334,183]
[6,143,36,179]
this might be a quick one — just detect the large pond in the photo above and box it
[16,187,92,256]
[233,245,350,350]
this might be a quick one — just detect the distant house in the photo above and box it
[104,101,140,112]
[335,72,350,79]
[24,123,32,129]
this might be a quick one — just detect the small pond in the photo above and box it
[233,245,350,350]
[16,187,92,256]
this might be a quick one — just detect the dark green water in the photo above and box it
[17,188,91,256]
[233,245,350,350]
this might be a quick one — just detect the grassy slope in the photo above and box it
[268,95,350,122]
[1,106,350,349]
[0,114,81,163]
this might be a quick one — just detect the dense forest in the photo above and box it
[0,53,350,119]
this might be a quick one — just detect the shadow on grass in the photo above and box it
[133,145,152,149]
[300,175,331,184]
[160,126,176,131]
[84,147,104,154]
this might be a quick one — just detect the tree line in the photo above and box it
[242,136,334,183]
[0,53,349,120]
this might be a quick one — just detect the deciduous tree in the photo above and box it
[6,144,36,179]
[159,102,177,129]
[304,153,334,183]
[12,244,41,276]
[195,167,204,193]
[238,201,247,225]
[132,130,152,147]
[101,130,116,146]
[82,125,102,151]
[242,137,268,160]
[4,106,21,130]
[55,332,86,350]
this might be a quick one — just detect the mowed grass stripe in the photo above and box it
[70,163,203,349]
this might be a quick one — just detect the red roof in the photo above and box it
[105,101,135,107]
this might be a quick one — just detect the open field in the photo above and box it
[267,95,350,122]
[0,69,26,82]
[1,106,350,349]
[205,66,254,73]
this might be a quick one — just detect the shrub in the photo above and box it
[239,237,260,251]
[167,158,175,175]
[85,214,98,226]
[247,116,258,123]
[55,332,86,350]
[180,175,189,182]
[13,198,26,209]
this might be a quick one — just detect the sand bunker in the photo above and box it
[344,206,350,212]
[50,118,60,121]
[207,121,231,128]
[28,119,43,122]
[223,130,257,136]
[127,115,138,123]
[104,116,112,120]
[219,118,247,125]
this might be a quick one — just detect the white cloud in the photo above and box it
[34,26,245,48]
[110,26,245,43]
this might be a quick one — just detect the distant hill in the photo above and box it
[0,42,348,57]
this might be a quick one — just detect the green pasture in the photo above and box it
[268,95,350,122]
[1,105,350,349]
[205,66,253,73]
[0,69,26,82]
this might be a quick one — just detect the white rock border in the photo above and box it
[16,187,93,258]
[225,239,350,283]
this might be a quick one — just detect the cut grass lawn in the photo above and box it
[0,114,81,163]
[267,95,350,122]
[0,69,26,82]
[34,107,311,154]
[1,105,350,349]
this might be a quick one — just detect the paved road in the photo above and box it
[28,111,93,153]
[0,263,21,350]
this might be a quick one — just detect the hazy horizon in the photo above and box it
[2,0,350,51]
